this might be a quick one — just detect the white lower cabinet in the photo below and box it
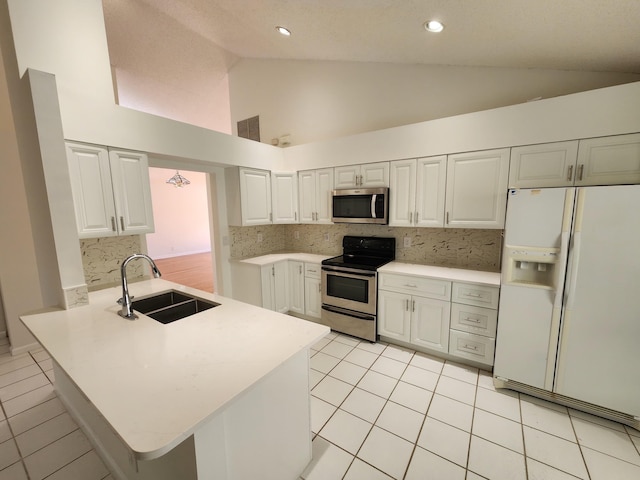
[260,261,289,313]
[378,275,450,353]
[410,297,451,353]
[304,263,322,319]
[288,261,305,315]
[378,271,499,366]
[232,258,324,318]
[289,261,322,318]
[378,291,411,342]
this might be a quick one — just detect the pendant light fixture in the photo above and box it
[166,170,191,187]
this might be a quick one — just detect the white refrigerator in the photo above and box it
[494,185,640,420]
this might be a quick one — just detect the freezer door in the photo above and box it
[494,188,574,390]
[554,185,640,416]
[503,188,571,247]
[494,285,559,389]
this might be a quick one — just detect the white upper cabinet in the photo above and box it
[509,141,579,188]
[509,134,640,188]
[226,167,272,226]
[334,162,389,188]
[66,142,154,238]
[298,168,334,224]
[271,172,299,224]
[109,150,155,235]
[445,148,510,229]
[576,133,640,186]
[389,156,446,227]
[389,159,416,226]
[416,157,447,227]
[240,168,272,225]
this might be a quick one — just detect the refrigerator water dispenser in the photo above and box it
[503,246,559,288]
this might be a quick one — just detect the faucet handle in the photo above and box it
[117,296,134,305]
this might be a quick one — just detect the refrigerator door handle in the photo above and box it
[564,188,585,310]
[554,231,571,308]
[564,232,582,310]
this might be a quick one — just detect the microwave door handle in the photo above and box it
[371,194,377,218]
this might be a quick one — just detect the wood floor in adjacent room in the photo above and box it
[154,252,214,293]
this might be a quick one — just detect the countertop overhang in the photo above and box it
[20,279,329,460]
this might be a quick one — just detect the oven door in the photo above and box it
[321,266,377,315]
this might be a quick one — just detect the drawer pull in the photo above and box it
[463,292,482,298]
[462,344,478,351]
[404,283,418,288]
[463,317,481,323]
[307,269,316,273]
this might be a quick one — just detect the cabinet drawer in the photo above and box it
[379,273,451,300]
[449,330,495,366]
[451,282,499,309]
[304,263,321,279]
[450,303,497,338]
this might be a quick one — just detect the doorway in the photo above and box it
[146,167,215,292]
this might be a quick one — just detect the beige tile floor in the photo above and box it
[0,349,111,480]
[303,331,640,480]
[0,334,638,480]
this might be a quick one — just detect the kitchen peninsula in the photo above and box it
[20,279,329,480]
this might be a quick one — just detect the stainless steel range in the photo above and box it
[321,236,395,341]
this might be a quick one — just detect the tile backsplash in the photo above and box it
[80,235,144,289]
[230,224,502,272]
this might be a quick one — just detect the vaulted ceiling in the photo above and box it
[104,0,640,74]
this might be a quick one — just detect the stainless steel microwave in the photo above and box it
[331,187,389,224]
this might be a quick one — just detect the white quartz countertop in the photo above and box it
[233,252,332,266]
[20,279,329,460]
[378,262,501,286]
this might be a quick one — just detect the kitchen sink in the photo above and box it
[131,290,219,324]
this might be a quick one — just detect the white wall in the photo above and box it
[146,168,211,259]
[229,59,640,147]
[283,82,640,171]
[103,0,235,134]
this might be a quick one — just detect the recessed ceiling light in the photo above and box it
[275,26,291,36]
[424,20,444,33]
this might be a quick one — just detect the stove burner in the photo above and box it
[321,236,396,271]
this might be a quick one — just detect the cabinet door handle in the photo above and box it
[299,265,302,274]
[120,216,125,231]
[269,212,273,222]
[318,283,321,292]
[272,266,275,276]
[405,299,409,311]
[412,300,415,312]
[567,164,574,181]
[414,211,418,224]
[446,212,449,225]
[111,216,116,232]
[295,212,297,222]
[577,164,584,181]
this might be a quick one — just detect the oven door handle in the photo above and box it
[322,305,375,321]
[371,194,377,219]
[321,266,376,277]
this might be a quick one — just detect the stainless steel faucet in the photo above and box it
[117,253,162,319]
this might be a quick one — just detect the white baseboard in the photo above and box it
[151,250,212,260]
[11,342,41,356]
